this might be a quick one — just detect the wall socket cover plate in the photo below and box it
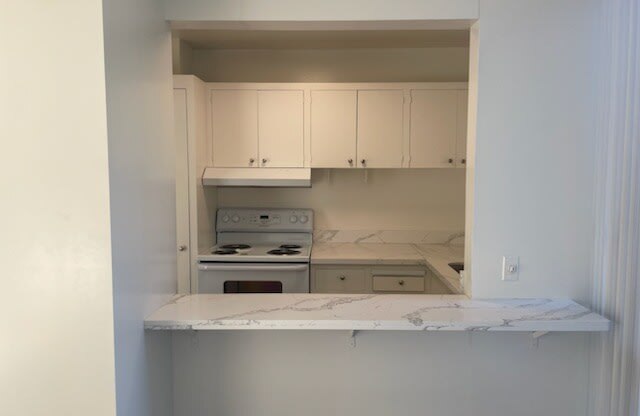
[501,256,519,281]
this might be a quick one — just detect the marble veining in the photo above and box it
[313,229,465,245]
[144,294,610,332]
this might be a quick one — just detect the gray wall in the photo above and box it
[173,331,589,416]
[190,47,469,82]
[102,0,176,415]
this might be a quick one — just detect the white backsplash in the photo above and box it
[313,229,464,245]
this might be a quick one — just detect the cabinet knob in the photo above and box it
[461,158,466,164]
[348,159,353,165]
[178,245,187,252]
[262,158,268,165]
[249,158,255,164]
[361,159,366,166]
[448,158,454,164]
[398,280,405,286]
[338,276,346,281]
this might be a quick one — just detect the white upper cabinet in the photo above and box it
[258,90,304,168]
[310,90,357,168]
[409,90,458,168]
[211,90,258,168]
[357,90,404,168]
[208,83,467,170]
[456,90,469,168]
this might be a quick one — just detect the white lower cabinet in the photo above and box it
[372,275,425,293]
[311,265,452,294]
[314,267,367,293]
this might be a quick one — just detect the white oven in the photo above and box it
[198,262,309,293]
[197,208,313,294]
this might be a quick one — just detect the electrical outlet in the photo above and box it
[501,256,519,281]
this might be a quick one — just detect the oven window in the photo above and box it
[223,281,283,293]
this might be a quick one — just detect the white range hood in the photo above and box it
[202,167,311,187]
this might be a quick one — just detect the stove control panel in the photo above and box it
[217,208,313,232]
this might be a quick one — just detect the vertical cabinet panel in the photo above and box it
[456,90,469,168]
[211,90,258,168]
[258,90,304,168]
[409,90,457,168]
[357,90,404,168]
[173,89,191,292]
[310,90,357,168]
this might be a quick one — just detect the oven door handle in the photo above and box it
[198,264,308,272]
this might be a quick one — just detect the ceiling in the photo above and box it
[175,29,470,50]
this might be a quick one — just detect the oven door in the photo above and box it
[197,262,310,293]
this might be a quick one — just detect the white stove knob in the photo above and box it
[222,215,230,223]
[289,215,298,223]
[299,215,308,224]
[232,215,240,223]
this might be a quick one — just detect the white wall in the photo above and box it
[0,1,117,415]
[190,48,469,82]
[218,169,466,235]
[173,331,590,416]
[102,0,176,415]
[469,0,600,301]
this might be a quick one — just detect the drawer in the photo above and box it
[372,275,425,293]
[315,268,366,293]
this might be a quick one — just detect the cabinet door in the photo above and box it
[357,90,404,168]
[173,89,191,293]
[456,90,469,168]
[211,90,258,167]
[409,89,457,168]
[258,90,304,168]
[314,268,367,293]
[310,90,357,168]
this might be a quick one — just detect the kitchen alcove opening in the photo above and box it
[170,26,476,297]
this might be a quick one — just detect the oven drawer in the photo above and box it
[314,268,366,293]
[372,275,425,293]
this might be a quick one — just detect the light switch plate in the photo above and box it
[501,256,519,281]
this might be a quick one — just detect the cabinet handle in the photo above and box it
[178,245,187,252]
[398,280,405,286]
[361,159,366,166]
[348,159,353,165]
[461,158,466,164]
[448,158,454,164]
[338,276,346,281]
[249,158,255,165]
[262,158,268,165]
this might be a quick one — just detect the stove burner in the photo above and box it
[268,249,301,256]
[280,244,302,249]
[213,249,238,255]
[221,244,252,250]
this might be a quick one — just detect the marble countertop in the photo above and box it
[413,244,465,293]
[310,243,464,293]
[144,294,610,332]
[311,243,427,265]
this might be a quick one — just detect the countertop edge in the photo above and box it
[144,294,610,333]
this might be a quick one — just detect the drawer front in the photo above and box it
[315,268,366,293]
[372,276,425,293]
